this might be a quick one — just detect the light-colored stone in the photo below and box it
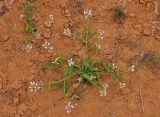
[143,28,151,36]
[78,47,86,58]
[13,97,19,104]
[72,83,79,89]
[64,9,71,17]
[71,94,80,100]
[43,20,53,28]
[43,28,52,39]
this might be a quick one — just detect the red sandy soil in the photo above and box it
[0,0,160,117]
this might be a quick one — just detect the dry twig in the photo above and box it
[140,88,144,113]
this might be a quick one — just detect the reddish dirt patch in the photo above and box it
[0,0,160,117]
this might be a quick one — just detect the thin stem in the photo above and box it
[100,72,109,75]
[47,72,109,85]
[85,19,90,55]
[47,73,77,84]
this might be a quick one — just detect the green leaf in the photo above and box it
[65,66,73,77]
[23,39,31,45]
[103,64,111,73]
[64,79,70,97]
[81,29,86,43]
[117,69,125,81]
[48,80,63,89]
[82,59,90,71]
[104,64,117,81]
[111,74,116,81]
[91,32,96,38]
[94,60,102,67]
[47,61,56,67]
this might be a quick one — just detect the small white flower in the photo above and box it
[112,63,118,70]
[51,57,60,65]
[48,46,54,52]
[96,44,101,49]
[65,102,75,113]
[20,14,23,20]
[90,75,96,80]
[42,41,50,49]
[100,90,107,97]
[99,29,105,36]
[49,14,54,20]
[68,58,75,66]
[100,82,108,97]
[98,29,105,40]
[29,81,43,91]
[129,65,136,72]
[25,44,32,52]
[84,9,92,19]
[36,32,42,39]
[42,41,54,52]
[102,82,109,90]
[63,28,72,37]
[53,57,60,65]
[78,77,83,83]
[119,82,126,89]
